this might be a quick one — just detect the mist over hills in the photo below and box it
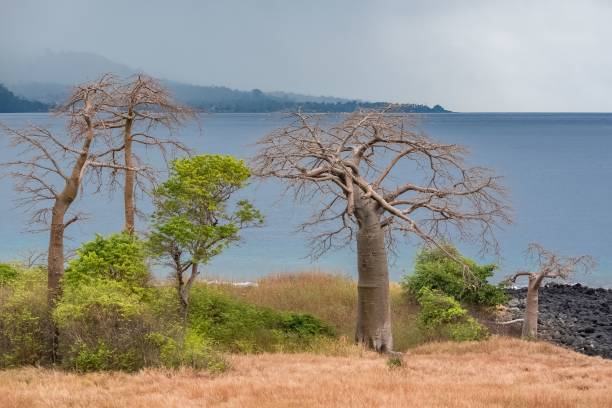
[1,51,450,113]
[0,51,135,85]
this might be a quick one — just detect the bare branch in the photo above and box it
[511,243,597,284]
[252,108,511,258]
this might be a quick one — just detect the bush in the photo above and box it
[0,267,50,367]
[52,232,160,372]
[0,263,18,285]
[152,330,228,372]
[447,318,488,341]
[54,279,157,372]
[417,287,466,327]
[387,356,403,369]
[63,233,149,288]
[416,287,488,342]
[185,284,334,353]
[402,245,506,307]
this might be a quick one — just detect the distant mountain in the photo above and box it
[0,84,48,113]
[7,81,450,114]
[8,82,71,106]
[152,81,450,113]
[1,51,451,113]
[0,51,136,85]
[266,91,350,104]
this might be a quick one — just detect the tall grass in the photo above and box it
[217,270,425,351]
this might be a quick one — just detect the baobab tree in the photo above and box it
[509,243,595,339]
[100,75,197,234]
[1,76,136,359]
[2,77,116,303]
[253,109,511,352]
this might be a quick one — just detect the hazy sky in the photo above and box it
[2,0,612,111]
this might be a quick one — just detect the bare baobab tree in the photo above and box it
[253,109,511,352]
[509,243,595,339]
[3,78,112,303]
[99,75,197,234]
[0,75,188,295]
[1,76,138,359]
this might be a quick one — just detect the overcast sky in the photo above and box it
[2,0,612,111]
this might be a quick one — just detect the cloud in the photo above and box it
[1,0,611,111]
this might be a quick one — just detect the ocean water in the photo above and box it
[1,112,611,287]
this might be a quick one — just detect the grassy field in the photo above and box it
[216,271,424,350]
[1,337,611,408]
[3,271,609,407]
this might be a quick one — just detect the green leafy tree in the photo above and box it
[148,155,263,319]
[63,233,149,289]
[402,244,507,307]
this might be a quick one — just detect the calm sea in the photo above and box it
[1,112,611,287]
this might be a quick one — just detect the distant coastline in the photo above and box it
[0,81,450,114]
[0,84,48,113]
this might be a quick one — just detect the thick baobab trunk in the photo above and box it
[47,201,70,363]
[123,119,135,234]
[47,121,93,361]
[47,154,89,304]
[47,188,80,362]
[47,203,68,306]
[354,201,392,353]
[522,275,542,338]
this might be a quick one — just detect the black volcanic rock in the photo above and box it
[505,283,612,359]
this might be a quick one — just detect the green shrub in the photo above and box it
[279,313,336,337]
[152,330,228,372]
[0,267,50,367]
[69,341,143,373]
[54,279,157,372]
[63,233,149,288]
[447,317,489,341]
[416,287,488,342]
[185,284,334,353]
[55,233,157,371]
[54,279,148,325]
[417,287,466,327]
[402,245,506,307]
[387,356,403,369]
[0,263,18,285]
[70,341,114,372]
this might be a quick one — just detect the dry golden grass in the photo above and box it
[2,336,611,408]
[217,271,423,350]
[218,271,358,333]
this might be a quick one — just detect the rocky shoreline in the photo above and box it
[504,283,612,359]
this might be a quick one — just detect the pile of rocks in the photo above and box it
[505,283,612,359]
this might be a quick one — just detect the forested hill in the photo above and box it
[0,84,48,113]
[165,82,450,113]
[1,52,450,113]
[3,81,450,114]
